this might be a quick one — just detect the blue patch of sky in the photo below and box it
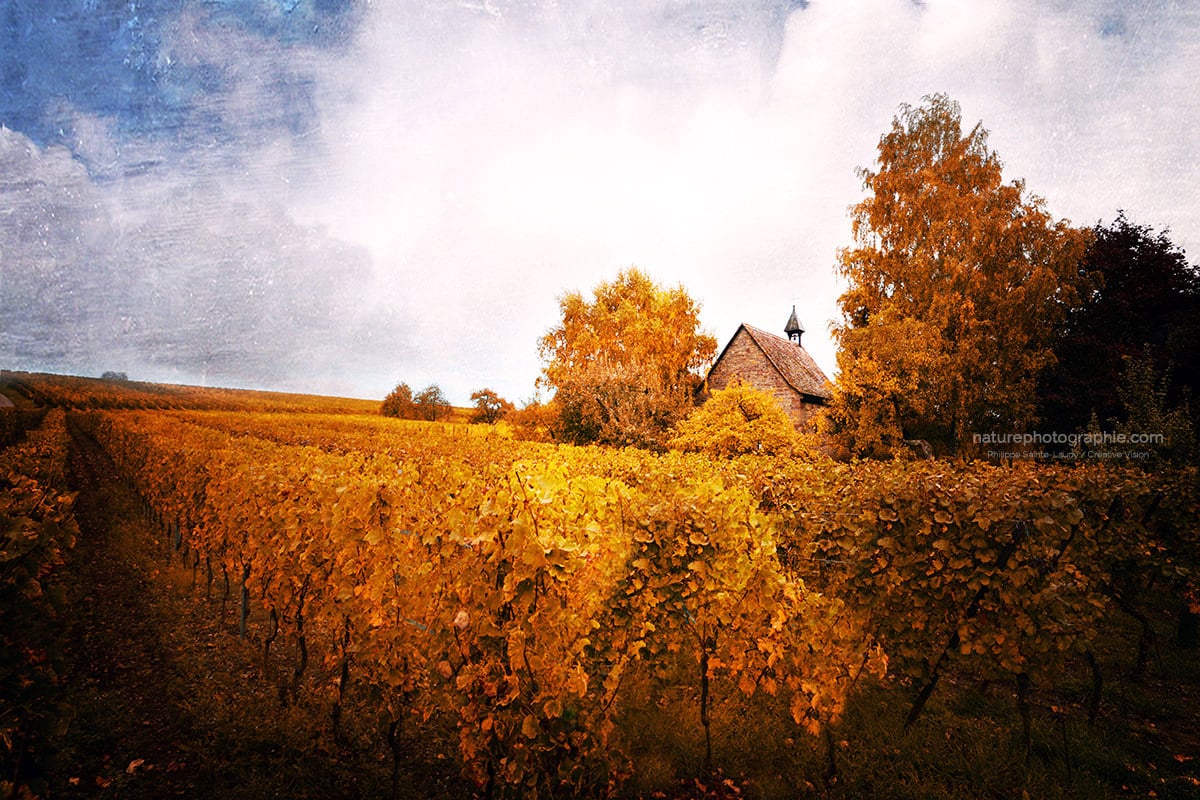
[1099,15,1127,38]
[205,0,358,46]
[0,0,357,158]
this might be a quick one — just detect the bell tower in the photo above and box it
[784,305,804,346]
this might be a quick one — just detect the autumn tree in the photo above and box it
[469,388,514,425]
[506,398,558,442]
[827,93,1089,457]
[380,382,415,418]
[670,379,797,457]
[414,384,452,421]
[538,267,717,448]
[382,382,452,421]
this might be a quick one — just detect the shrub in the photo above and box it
[671,380,796,457]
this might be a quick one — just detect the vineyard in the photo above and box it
[0,370,382,415]
[2,372,1199,799]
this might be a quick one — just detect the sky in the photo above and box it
[2,0,1198,404]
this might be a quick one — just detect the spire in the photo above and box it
[784,305,804,345]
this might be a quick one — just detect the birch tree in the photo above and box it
[828,94,1089,457]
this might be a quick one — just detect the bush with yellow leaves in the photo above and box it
[671,379,797,457]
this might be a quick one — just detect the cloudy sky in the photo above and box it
[2,0,1197,403]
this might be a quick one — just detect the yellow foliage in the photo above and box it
[829,93,1090,457]
[79,400,1200,795]
[538,267,717,448]
[507,399,559,442]
[670,379,797,457]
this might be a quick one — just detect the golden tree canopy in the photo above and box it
[538,267,717,448]
[671,379,797,457]
[828,93,1090,457]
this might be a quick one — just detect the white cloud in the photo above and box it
[0,118,394,394]
[297,2,848,403]
[291,0,1200,403]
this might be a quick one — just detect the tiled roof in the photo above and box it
[738,323,832,400]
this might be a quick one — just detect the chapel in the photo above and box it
[706,306,832,429]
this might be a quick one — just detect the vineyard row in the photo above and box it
[1,409,81,798]
[79,410,1199,798]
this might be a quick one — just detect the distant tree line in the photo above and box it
[380,383,518,426]
[380,382,452,422]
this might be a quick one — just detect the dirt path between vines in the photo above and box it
[52,417,397,799]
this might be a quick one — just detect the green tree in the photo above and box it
[828,93,1089,457]
[538,267,717,448]
[670,379,797,457]
[469,388,514,425]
